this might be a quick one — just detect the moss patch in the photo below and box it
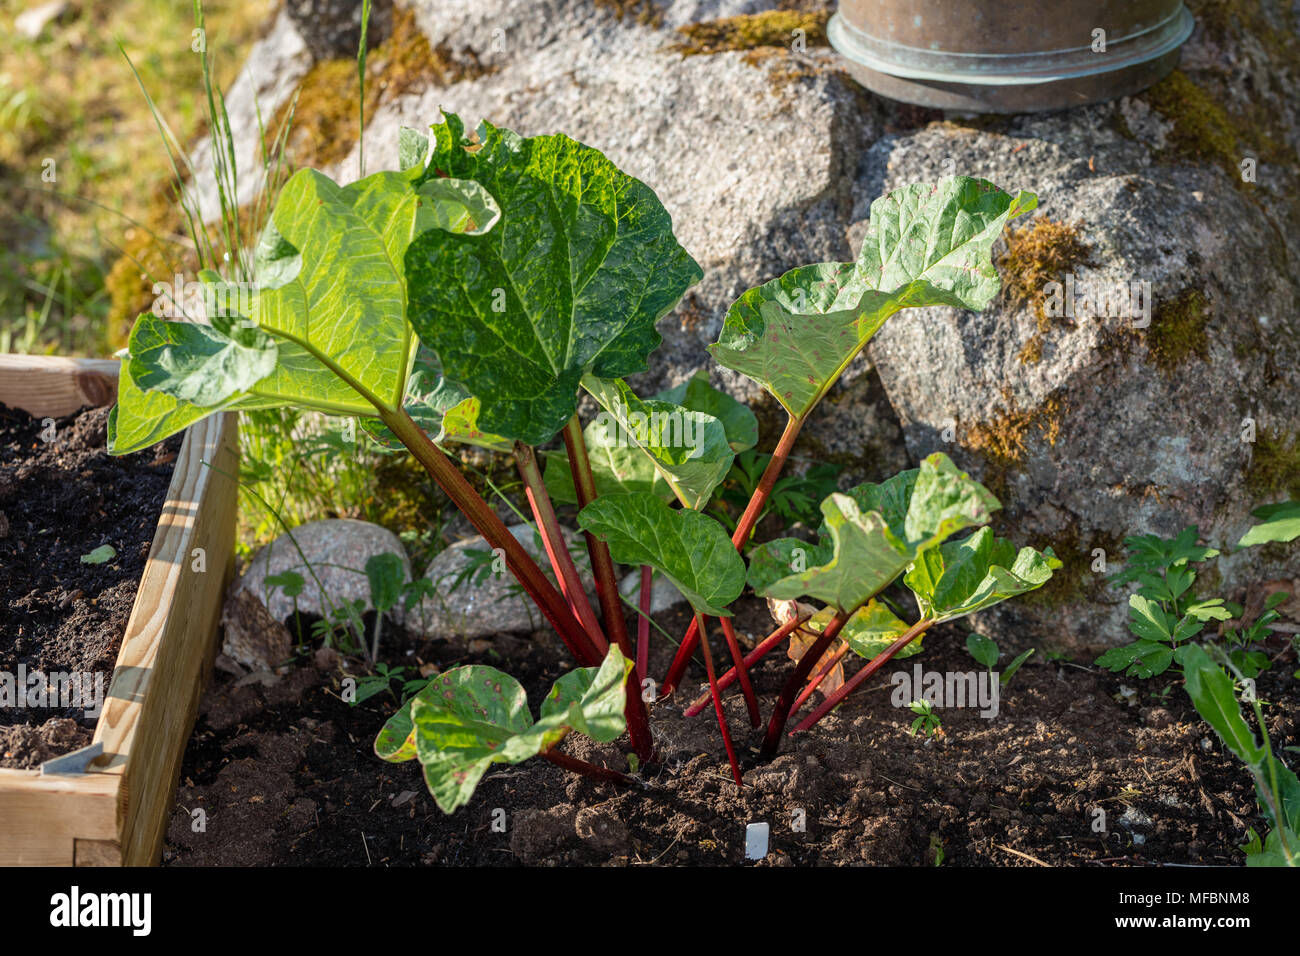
[671,11,830,56]
[996,219,1092,366]
[1247,428,1300,500]
[1145,288,1210,376]
[959,391,1065,503]
[593,0,665,27]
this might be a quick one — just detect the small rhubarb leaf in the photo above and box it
[406,112,703,446]
[581,376,734,510]
[577,492,745,616]
[542,413,672,504]
[758,454,999,612]
[811,601,919,661]
[408,666,534,813]
[711,178,1034,418]
[904,527,1060,623]
[535,644,633,743]
[1238,500,1300,548]
[392,647,631,813]
[654,371,759,453]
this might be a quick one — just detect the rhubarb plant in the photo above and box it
[109,106,1044,804]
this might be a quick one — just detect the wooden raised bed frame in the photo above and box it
[0,355,238,865]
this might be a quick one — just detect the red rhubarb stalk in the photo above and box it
[683,613,809,716]
[789,619,932,736]
[661,414,804,695]
[719,616,761,728]
[636,565,652,682]
[696,612,743,786]
[562,414,656,763]
[514,441,607,655]
[760,607,849,756]
[790,641,852,716]
[381,407,603,667]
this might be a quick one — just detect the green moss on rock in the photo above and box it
[1145,288,1210,376]
[1247,427,1300,499]
[671,10,830,56]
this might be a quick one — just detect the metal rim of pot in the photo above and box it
[829,2,1195,112]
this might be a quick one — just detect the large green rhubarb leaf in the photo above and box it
[112,163,499,453]
[405,113,703,446]
[654,371,759,453]
[376,646,631,814]
[581,376,733,510]
[755,453,999,612]
[904,526,1060,623]
[711,178,1035,418]
[577,492,745,615]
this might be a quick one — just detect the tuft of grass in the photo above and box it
[0,0,272,355]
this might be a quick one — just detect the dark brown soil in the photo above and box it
[0,403,179,768]
[162,597,1298,866]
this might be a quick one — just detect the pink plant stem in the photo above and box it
[683,613,809,716]
[661,414,804,696]
[790,641,852,716]
[760,607,850,756]
[636,565,652,681]
[790,619,932,736]
[719,616,761,729]
[562,414,655,763]
[696,612,743,786]
[515,441,607,655]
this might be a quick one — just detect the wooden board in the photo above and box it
[0,356,237,866]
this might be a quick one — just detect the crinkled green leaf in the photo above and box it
[904,527,1060,623]
[383,647,631,813]
[581,376,733,510]
[711,178,1035,417]
[758,454,999,612]
[1238,500,1300,548]
[654,371,758,453]
[577,492,744,616]
[113,162,500,452]
[535,644,633,743]
[127,310,277,407]
[398,125,430,172]
[406,112,703,446]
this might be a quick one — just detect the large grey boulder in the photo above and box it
[855,10,1300,655]
[229,518,411,624]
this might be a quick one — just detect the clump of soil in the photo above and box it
[0,403,179,768]
[163,598,1297,866]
